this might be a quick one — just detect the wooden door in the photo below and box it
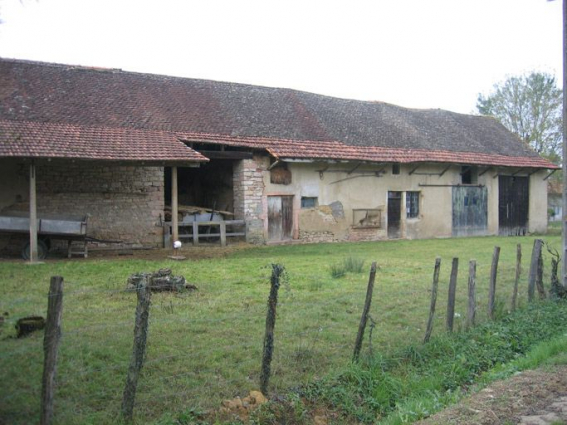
[452,186,488,236]
[499,176,529,235]
[268,196,293,241]
[387,191,402,239]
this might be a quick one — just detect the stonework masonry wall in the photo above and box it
[3,163,165,248]
[233,155,267,244]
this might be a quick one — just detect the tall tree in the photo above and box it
[477,72,563,162]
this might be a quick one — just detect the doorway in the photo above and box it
[387,191,402,239]
[499,176,529,235]
[268,195,293,241]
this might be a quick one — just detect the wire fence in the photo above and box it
[0,238,559,424]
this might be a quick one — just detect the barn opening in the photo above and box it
[164,161,234,214]
[498,175,529,235]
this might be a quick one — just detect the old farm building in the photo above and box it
[0,58,557,256]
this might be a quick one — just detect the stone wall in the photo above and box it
[1,161,164,249]
[233,155,267,244]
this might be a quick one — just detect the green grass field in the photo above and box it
[0,235,561,424]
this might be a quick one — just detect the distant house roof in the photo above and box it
[0,120,207,164]
[0,58,557,169]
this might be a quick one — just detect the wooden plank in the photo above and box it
[41,276,64,425]
[171,166,179,246]
[281,196,293,239]
[29,163,38,262]
[260,264,285,395]
[446,258,458,332]
[424,257,441,343]
[121,280,151,422]
[196,150,253,160]
[528,239,543,301]
[192,221,199,246]
[268,196,282,241]
[467,260,477,329]
[353,262,377,361]
[512,244,521,311]
[220,221,227,247]
[488,246,500,320]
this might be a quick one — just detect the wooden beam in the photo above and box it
[511,168,525,176]
[29,162,38,263]
[544,169,558,180]
[347,162,362,175]
[171,166,179,247]
[478,167,491,177]
[197,150,253,160]
[528,168,542,176]
[268,160,281,171]
[439,165,451,177]
[409,165,421,175]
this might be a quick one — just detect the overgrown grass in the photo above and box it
[253,300,567,424]
[330,256,365,278]
[0,235,562,424]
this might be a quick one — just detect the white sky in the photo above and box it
[0,0,562,114]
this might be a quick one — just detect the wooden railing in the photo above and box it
[164,220,246,247]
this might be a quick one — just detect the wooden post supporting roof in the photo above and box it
[29,162,38,263]
[171,166,179,247]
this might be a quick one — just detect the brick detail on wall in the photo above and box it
[347,227,386,242]
[31,163,164,247]
[233,155,267,244]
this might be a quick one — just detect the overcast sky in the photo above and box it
[0,0,562,114]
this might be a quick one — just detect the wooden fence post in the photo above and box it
[41,276,64,425]
[121,277,152,423]
[424,257,441,343]
[488,246,500,320]
[536,247,546,299]
[353,262,377,362]
[446,258,459,332]
[511,244,521,311]
[260,264,285,395]
[467,260,477,329]
[528,239,543,302]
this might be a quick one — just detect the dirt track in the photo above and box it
[418,366,567,425]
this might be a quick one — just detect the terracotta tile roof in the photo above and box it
[0,58,557,169]
[0,120,207,163]
[178,132,558,169]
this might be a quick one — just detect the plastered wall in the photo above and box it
[254,158,549,243]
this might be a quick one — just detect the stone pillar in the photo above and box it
[233,155,267,244]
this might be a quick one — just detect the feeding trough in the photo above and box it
[0,212,89,259]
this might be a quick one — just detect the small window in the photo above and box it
[406,191,420,218]
[461,166,478,184]
[392,163,401,175]
[301,197,318,208]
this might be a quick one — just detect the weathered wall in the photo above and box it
[0,160,164,250]
[528,170,549,233]
[249,156,549,243]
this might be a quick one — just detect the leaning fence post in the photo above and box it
[446,258,459,332]
[424,257,441,343]
[353,261,377,362]
[528,239,543,302]
[488,246,500,320]
[121,276,152,423]
[41,276,64,425]
[260,264,285,395]
[511,244,521,311]
[467,260,477,329]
